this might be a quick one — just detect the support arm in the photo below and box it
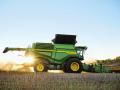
[3,47,26,53]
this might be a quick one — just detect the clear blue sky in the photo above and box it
[0,0,120,60]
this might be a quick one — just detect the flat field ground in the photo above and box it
[0,72,120,90]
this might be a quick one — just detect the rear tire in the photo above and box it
[63,58,83,73]
[34,58,49,72]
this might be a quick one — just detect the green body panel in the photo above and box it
[29,43,79,64]
[53,44,77,63]
[54,44,75,49]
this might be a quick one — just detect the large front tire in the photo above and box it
[63,58,83,73]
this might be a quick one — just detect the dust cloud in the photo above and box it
[0,48,34,72]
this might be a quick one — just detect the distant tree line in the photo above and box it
[96,56,120,65]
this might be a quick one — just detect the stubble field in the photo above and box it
[0,71,120,90]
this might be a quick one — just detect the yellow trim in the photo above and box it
[36,63,44,72]
[33,49,76,54]
[66,52,77,54]
[70,62,80,71]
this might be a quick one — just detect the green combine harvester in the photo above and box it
[3,34,111,73]
[3,34,87,73]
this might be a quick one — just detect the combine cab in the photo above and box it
[3,34,87,73]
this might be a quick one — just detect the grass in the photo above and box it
[0,71,120,90]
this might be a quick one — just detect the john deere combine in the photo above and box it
[3,34,87,73]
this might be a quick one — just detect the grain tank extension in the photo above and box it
[3,34,87,73]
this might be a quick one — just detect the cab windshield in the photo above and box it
[76,46,87,60]
[77,50,84,57]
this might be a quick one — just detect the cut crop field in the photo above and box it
[0,72,120,90]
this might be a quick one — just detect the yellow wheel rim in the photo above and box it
[36,64,44,72]
[70,62,80,71]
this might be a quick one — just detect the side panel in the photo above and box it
[54,49,75,60]
[54,49,79,63]
[52,44,79,64]
[38,52,52,57]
